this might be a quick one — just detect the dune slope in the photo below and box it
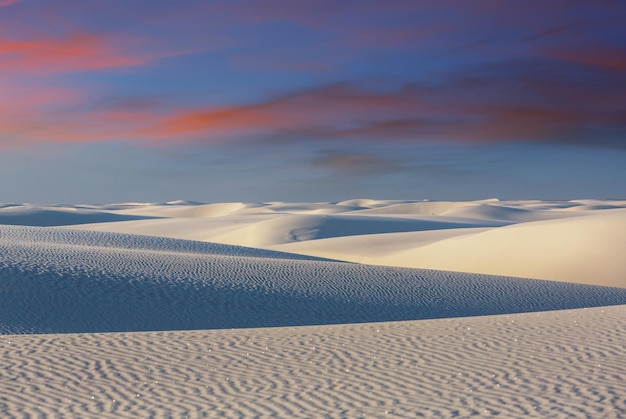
[2,225,626,334]
[1,199,625,417]
[0,205,154,226]
[51,199,626,287]
[378,209,626,287]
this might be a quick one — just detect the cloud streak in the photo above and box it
[140,83,442,141]
[3,60,625,150]
[139,57,626,148]
[0,32,180,74]
[543,46,626,72]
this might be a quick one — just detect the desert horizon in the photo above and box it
[2,0,625,416]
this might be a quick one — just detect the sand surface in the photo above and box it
[52,199,626,287]
[2,305,625,418]
[1,199,625,416]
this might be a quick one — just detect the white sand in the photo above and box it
[2,305,625,417]
[4,224,625,334]
[273,208,626,287]
[1,198,625,416]
[56,199,626,287]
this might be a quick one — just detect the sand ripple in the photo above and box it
[1,305,624,417]
[2,225,626,334]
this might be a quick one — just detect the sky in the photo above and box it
[0,0,625,203]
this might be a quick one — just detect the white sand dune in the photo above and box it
[438,202,583,222]
[271,228,493,265]
[376,209,626,287]
[274,209,626,287]
[3,224,625,334]
[188,213,505,248]
[1,198,625,416]
[69,211,507,247]
[0,204,154,226]
[53,199,626,287]
[1,305,625,417]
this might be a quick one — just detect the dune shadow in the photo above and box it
[0,210,158,227]
[2,258,626,334]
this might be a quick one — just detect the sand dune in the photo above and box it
[55,199,626,287]
[273,209,626,287]
[69,211,507,247]
[0,205,153,226]
[3,224,625,334]
[1,198,625,416]
[271,228,492,265]
[377,209,626,287]
[1,305,625,417]
[439,202,582,222]
[200,214,504,247]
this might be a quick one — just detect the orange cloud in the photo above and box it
[1,83,446,148]
[2,72,624,150]
[96,77,626,149]
[0,32,176,74]
[142,84,445,141]
[153,106,278,137]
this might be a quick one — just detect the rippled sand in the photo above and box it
[1,199,625,417]
[2,305,624,418]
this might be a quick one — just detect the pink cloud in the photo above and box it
[0,83,445,148]
[543,46,626,72]
[141,74,626,148]
[138,84,446,142]
[0,32,176,74]
[0,0,20,7]
[2,74,624,150]
[0,109,162,147]
[0,77,164,148]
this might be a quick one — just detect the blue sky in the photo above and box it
[0,0,624,203]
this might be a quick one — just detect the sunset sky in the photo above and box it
[1,0,624,203]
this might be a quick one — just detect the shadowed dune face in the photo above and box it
[0,205,157,226]
[1,225,626,334]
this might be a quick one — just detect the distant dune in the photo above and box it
[57,198,626,287]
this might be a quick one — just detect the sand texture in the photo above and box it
[2,224,626,334]
[1,305,625,418]
[1,199,625,417]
